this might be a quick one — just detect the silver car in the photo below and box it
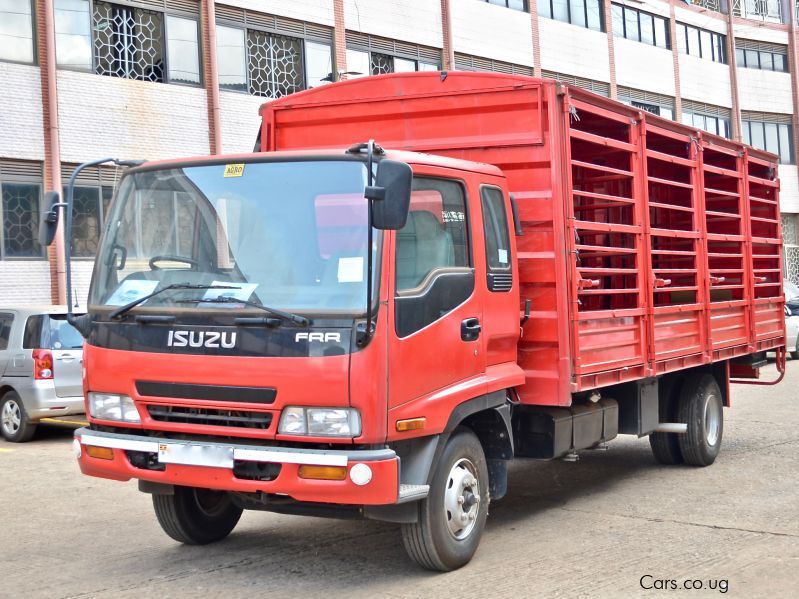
[0,306,85,442]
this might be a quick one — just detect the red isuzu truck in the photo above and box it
[57,72,785,570]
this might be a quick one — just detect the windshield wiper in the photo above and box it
[109,283,239,320]
[176,297,311,326]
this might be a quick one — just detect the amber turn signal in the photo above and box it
[85,445,115,460]
[396,418,426,432]
[297,465,347,481]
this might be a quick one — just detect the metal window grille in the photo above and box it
[246,30,304,98]
[732,0,784,22]
[370,52,394,75]
[1,183,42,259]
[93,1,165,82]
[784,214,799,284]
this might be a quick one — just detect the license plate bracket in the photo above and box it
[157,443,234,468]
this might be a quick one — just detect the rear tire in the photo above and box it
[1,391,36,443]
[152,486,242,545]
[401,428,489,571]
[677,374,723,467]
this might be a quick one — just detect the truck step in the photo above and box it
[397,484,430,503]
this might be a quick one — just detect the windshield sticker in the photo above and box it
[498,249,508,264]
[337,257,364,283]
[202,281,258,303]
[223,164,245,178]
[106,280,159,306]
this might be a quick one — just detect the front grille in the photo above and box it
[147,405,273,430]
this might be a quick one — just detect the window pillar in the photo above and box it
[668,1,683,121]
[333,0,348,80]
[604,0,618,99]
[36,0,66,304]
[530,0,541,77]
[441,0,455,71]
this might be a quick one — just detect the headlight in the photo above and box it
[87,392,140,423]
[278,407,361,437]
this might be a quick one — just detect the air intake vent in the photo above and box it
[488,272,513,292]
[148,405,273,429]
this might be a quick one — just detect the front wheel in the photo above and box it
[152,486,242,545]
[1,391,36,443]
[401,428,489,571]
[677,374,724,467]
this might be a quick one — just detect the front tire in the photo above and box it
[401,428,489,571]
[1,391,36,443]
[677,374,723,467]
[152,486,242,545]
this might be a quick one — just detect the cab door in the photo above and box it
[387,170,485,412]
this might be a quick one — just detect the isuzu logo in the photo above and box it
[295,332,342,343]
[167,330,237,349]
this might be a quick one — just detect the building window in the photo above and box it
[617,87,674,120]
[742,120,794,165]
[676,23,726,63]
[734,0,783,23]
[611,4,669,49]
[0,0,34,64]
[346,48,438,78]
[482,0,528,10]
[216,17,333,97]
[0,183,42,259]
[735,44,788,72]
[54,1,201,85]
[683,110,730,139]
[54,0,92,69]
[537,0,603,32]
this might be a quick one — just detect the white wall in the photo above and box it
[679,55,732,107]
[0,63,45,161]
[56,71,210,163]
[69,261,93,308]
[219,90,266,155]
[615,38,675,96]
[0,261,51,305]
[737,69,794,114]
[218,0,333,26]
[344,0,442,48]
[780,165,799,214]
[733,22,789,45]
[452,0,532,66]
[539,17,609,81]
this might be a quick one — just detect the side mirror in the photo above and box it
[367,160,412,230]
[38,191,61,246]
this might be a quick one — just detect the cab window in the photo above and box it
[480,186,512,292]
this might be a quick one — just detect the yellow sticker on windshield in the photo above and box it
[223,164,245,178]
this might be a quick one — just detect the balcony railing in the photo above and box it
[732,0,783,22]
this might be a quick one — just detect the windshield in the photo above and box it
[90,160,377,315]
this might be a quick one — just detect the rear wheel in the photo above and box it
[1,391,36,443]
[152,486,242,544]
[677,374,723,467]
[401,428,489,571]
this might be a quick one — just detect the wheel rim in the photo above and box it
[703,393,721,447]
[2,399,21,435]
[192,488,229,517]
[443,458,481,540]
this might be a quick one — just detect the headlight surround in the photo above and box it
[87,392,140,423]
[278,407,361,437]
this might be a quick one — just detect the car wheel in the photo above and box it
[1,391,37,443]
[152,486,243,545]
[401,427,489,571]
[677,374,723,467]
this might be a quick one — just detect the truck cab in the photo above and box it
[73,147,521,570]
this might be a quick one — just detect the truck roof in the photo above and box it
[126,148,505,179]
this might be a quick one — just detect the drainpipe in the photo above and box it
[203,0,221,154]
[726,2,742,142]
[441,0,455,71]
[42,0,66,305]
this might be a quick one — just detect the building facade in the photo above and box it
[1,0,798,305]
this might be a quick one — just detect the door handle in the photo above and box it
[461,317,481,342]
